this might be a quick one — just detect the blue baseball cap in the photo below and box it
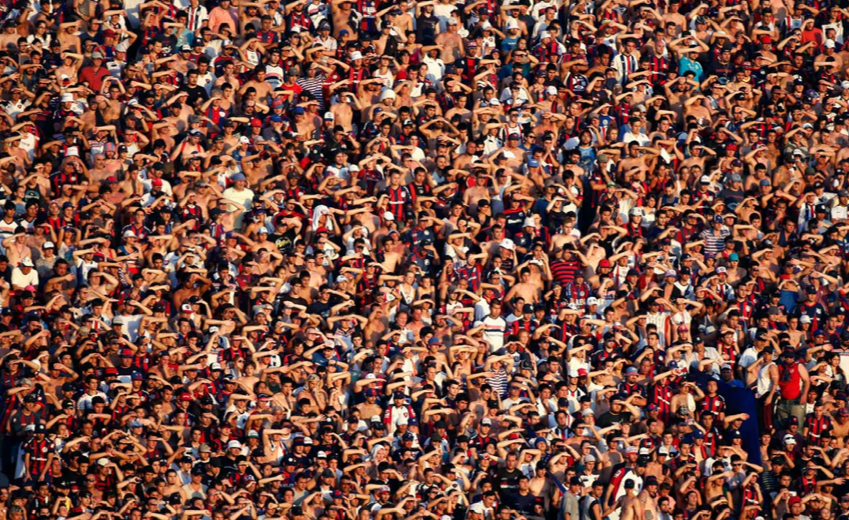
[293,107,305,115]
[528,159,540,168]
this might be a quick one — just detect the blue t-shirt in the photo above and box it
[678,57,704,82]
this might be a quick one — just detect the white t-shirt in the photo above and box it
[11,267,38,289]
[476,315,506,351]
[422,56,445,83]
[326,164,351,180]
[623,131,650,146]
[222,187,255,209]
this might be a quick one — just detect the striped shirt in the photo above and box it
[699,228,731,256]
[485,368,509,397]
[296,74,327,111]
[550,259,582,286]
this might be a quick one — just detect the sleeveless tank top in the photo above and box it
[778,362,802,400]
[756,361,775,398]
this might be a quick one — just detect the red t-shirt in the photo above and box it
[79,65,111,91]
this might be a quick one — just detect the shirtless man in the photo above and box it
[831,409,849,447]
[88,154,111,183]
[463,169,492,212]
[328,88,358,132]
[80,93,120,131]
[363,306,389,345]
[617,143,650,178]
[638,476,660,520]
[684,97,712,125]
[435,19,464,63]
[605,480,644,520]
[331,0,357,38]
[213,61,241,92]
[661,0,687,35]
[393,0,414,33]
[528,465,553,510]
[378,234,404,272]
[677,145,711,173]
[504,267,541,305]
[454,141,482,171]
[237,230,277,253]
[239,66,274,101]
[291,108,314,141]
[704,463,731,502]
[663,76,700,117]
[406,306,428,339]
[5,135,30,169]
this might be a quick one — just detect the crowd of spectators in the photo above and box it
[1,2,849,520]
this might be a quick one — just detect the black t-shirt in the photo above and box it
[180,85,210,106]
[308,299,334,319]
[506,492,538,514]
[64,469,87,491]
[519,14,536,36]
[216,455,239,477]
[155,33,178,56]
[282,294,309,308]
[270,228,297,252]
[596,410,632,428]
[497,467,523,494]
[417,14,439,45]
